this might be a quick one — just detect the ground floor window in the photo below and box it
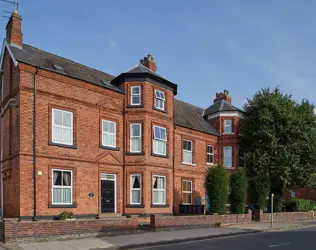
[130,174,141,204]
[153,175,166,204]
[182,180,192,204]
[52,169,72,204]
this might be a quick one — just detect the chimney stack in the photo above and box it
[6,9,22,47]
[214,90,232,103]
[140,54,157,72]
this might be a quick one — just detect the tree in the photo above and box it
[230,168,248,214]
[241,87,316,197]
[205,166,229,214]
[248,175,270,210]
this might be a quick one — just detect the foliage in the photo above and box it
[205,166,229,214]
[59,211,74,220]
[283,198,315,212]
[248,175,270,209]
[230,168,248,214]
[241,87,316,196]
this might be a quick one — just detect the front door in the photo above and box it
[101,179,115,213]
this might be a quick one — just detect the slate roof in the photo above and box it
[8,43,124,93]
[203,99,242,117]
[174,99,219,136]
[126,63,170,82]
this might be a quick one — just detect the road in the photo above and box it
[139,227,316,250]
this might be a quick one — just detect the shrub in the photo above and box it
[59,211,74,220]
[230,168,248,214]
[248,175,270,210]
[283,198,315,212]
[205,165,229,215]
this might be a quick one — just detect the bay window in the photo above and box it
[130,123,141,152]
[130,174,141,204]
[153,126,167,155]
[224,146,233,167]
[224,120,233,134]
[131,86,141,105]
[153,175,166,205]
[154,90,165,110]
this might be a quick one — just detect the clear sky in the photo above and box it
[1,0,315,109]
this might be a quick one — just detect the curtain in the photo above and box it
[183,151,192,163]
[154,140,166,155]
[63,172,71,186]
[53,171,59,185]
[131,138,141,152]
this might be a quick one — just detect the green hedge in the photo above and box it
[283,198,315,212]
[230,168,248,214]
[248,175,270,210]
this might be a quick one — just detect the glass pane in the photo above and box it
[53,171,62,186]
[207,146,213,153]
[63,172,71,186]
[62,128,72,144]
[63,188,71,203]
[109,122,115,133]
[155,91,160,98]
[132,176,140,188]
[63,112,72,127]
[103,134,115,146]
[154,190,165,204]
[131,138,141,152]
[153,177,158,189]
[53,110,62,125]
[183,151,192,163]
[132,96,140,104]
[160,92,165,100]
[53,188,62,203]
[154,127,160,139]
[132,87,140,94]
[157,177,165,189]
[131,124,140,137]
[132,190,140,203]
[183,181,191,192]
[103,121,109,132]
[207,154,214,163]
[182,193,192,204]
[161,128,166,140]
[183,141,191,151]
[53,127,62,142]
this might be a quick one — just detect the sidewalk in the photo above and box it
[4,219,316,250]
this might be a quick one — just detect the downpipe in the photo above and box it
[32,68,38,221]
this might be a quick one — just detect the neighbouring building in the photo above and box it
[0,10,243,220]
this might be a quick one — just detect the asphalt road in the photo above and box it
[139,227,316,250]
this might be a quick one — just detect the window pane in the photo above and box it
[182,193,192,204]
[53,127,62,143]
[132,96,140,104]
[103,121,109,132]
[62,188,71,203]
[183,181,191,192]
[153,177,158,189]
[132,87,140,94]
[53,171,62,186]
[157,177,165,189]
[53,187,63,203]
[160,92,165,100]
[154,126,161,139]
[224,147,232,167]
[131,124,140,137]
[153,190,165,204]
[207,154,214,163]
[207,146,213,154]
[154,140,166,155]
[131,138,141,152]
[63,112,72,127]
[63,172,71,186]
[132,176,140,189]
[131,190,140,203]
[53,110,62,125]
[62,128,72,144]
[183,140,192,151]
[109,122,115,133]
[161,128,166,140]
[183,151,192,163]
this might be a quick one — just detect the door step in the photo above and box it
[97,213,126,220]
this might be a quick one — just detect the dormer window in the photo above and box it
[131,86,141,105]
[223,120,233,134]
[154,90,165,111]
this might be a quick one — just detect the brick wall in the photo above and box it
[254,209,314,222]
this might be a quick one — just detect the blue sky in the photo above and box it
[1,0,316,109]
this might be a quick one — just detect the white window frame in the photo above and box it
[154,90,165,111]
[130,174,142,205]
[102,120,116,148]
[52,108,73,146]
[223,119,233,134]
[182,180,192,205]
[153,125,167,156]
[130,123,142,153]
[152,175,166,205]
[223,146,233,168]
[131,86,141,105]
[207,145,214,163]
[52,169,73,205]
[182,139,193,164]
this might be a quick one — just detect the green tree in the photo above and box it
[248,175,270,209]
[205,166,229,214]
[241,87,316,198]
[230,168,248,214]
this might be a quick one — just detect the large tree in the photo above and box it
[241,87,316,195]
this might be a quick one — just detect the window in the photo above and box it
[207,145,214,163]
[102,120,116,148]
[183,140,193,164]
[130,123,141,152]
[224,120,233,134]
[154,90,165,110]
[224,146,233,167]
[182,180,192,204]
[130,174,141,204]
[153,126,167,155]
[52,109,73,145]
[131,86,141,105]
[153,175,166,205]
[52,169,72,205]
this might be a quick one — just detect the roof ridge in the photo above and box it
[21,43,115,79]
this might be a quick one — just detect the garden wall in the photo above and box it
[254,209,314,222]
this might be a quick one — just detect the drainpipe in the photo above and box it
[172,122,175,215]
[32,68,38,221]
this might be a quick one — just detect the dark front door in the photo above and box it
[101,180,115,213]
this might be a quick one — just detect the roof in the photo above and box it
[8,43,124,93]
[174,99,219,136]
[203,99,242,116]
[126,63,170,82]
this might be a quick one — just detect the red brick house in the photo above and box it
[0,10,243,220]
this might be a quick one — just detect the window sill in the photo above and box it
[224,166,235,169]
[151,204,169,208]
[126,204,145,208]
[222,133,235,135]
[181,162,196,166]
[206,162,215,166]
[152,106,168,114]
[127,104,144,108]
[48,204,77,208]
[126,152,145,156]
[100,145,120,151]
[151,153,169,159]
[48,142,77,149]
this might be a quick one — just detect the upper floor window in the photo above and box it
[153,126,167,155]
[153,175,166,205]
[102,120,116,148]
[223,146,233,168]
[207,145,214,163]
[131,86,141,105]
[52,108,73,145]
[52,169,73,205]
[183,140,193,164]
[154,90,165,110]
[223,119,233,134]
[130,174,141,204]
[130,123,141,152]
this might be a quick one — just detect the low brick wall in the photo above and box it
[1,216,138,243]
[254,209,314,222]
[150,210,252,228]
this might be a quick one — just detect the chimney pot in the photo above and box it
[214,89,232,104]
[140,54,157,72]
[6,10,22,46]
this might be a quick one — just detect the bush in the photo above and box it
[230,168,248,214]
[248,175,270,210]
[283,198,315,212]
[59,211,74,220]
[205,165,229,214]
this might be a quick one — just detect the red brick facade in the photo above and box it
[0,11,242,220]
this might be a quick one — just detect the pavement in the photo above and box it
[2,219,316,250]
